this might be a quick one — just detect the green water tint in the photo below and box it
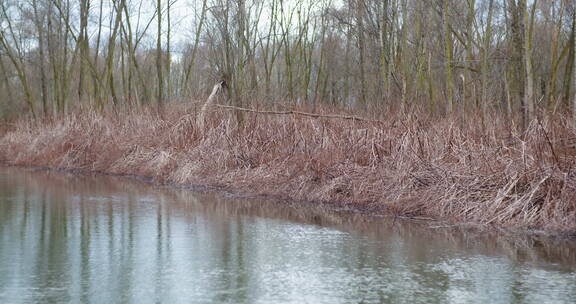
[0,168,575,304]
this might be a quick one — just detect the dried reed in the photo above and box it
[1,104,575,232]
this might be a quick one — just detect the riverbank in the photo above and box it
[1,104,575,233]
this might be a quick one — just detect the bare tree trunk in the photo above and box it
[279,0,294,100]
[235,0,247,123]
[46,2,61,113]
[60,0,72,114]
[77,0,90,103]
[547,1,565,109]
[313,10,328,106]
[33,0,49,116]
[343,22,352,106]
[0,57,14,107]
[105,0,125,106]
[156,0,164,111]
[427,51,435,113]
[443,0,454,114]
[183,0,207,97]
[565,4,576,112]
[262,0,279,98]
[166,0,171,102]
[0,2,36,118]
[572,8,576,119]
[523,0,537,123]
[481,0,494,120]
[507,0,526,128]
[465,0,476,112]
[356,0,367,106]
[380,0,390,101]
[398,0,408,110]
[120,32,128,104]
[120,2,150,104]
[93,0,104,106]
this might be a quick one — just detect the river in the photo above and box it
[0,168,575,303]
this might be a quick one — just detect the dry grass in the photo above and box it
[1,103,575,232]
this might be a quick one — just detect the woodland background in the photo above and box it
[1,0,574,125]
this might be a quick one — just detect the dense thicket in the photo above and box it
[2,106,575,231]
[0,0,575,125]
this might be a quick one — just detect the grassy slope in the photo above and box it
[1,104,575,232]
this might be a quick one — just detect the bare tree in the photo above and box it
[0,0,573,124]
[157,0,164,109]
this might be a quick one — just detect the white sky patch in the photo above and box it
[1,0,340,61]
[88,0,338,60]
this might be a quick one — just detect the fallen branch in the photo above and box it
[213,104,384,123]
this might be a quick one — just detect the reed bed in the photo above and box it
[1,104,575,233]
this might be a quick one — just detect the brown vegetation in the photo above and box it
[1,104,575,233]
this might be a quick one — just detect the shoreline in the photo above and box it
[1,105,575,236]
[3,163,575,241]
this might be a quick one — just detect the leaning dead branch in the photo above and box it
[197,80,227,130]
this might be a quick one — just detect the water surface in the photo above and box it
[0,168,575,303]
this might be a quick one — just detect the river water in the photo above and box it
[0,168,575,304]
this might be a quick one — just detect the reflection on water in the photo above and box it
[0,168,575,304]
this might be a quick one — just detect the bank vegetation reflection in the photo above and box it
[0,168,575,303]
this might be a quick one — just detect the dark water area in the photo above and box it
[0,167,575,303]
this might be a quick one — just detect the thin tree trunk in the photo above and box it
[443,0,454,113]
[547,1,565,108]
[356,0,367,106]
[156,0,164,111]
[465,0,476,111]
[183,0,207,97]
[565,5,576,111]
[380,0,389,101]
[523,0,536,123]
[507,0,526,128]
[166,0,171,101]
[105,0,125,106]
[77,0,90,103]
[0,57,14,107]
[0,2,36,118]
[33,0,49,116]
[481,0,494,120]
[572,8,576,119]
[93,0,104,106]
